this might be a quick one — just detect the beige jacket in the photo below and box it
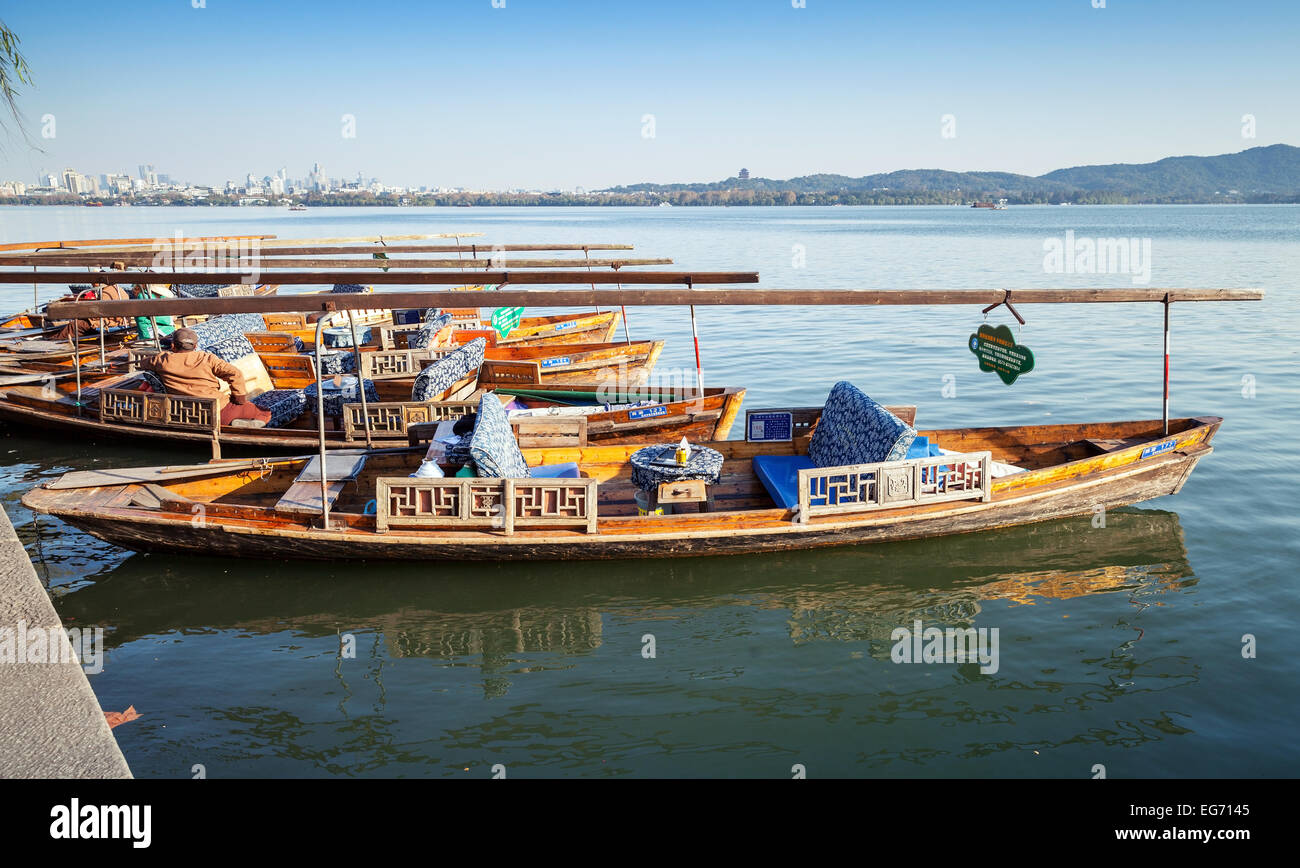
[138,349,247,409]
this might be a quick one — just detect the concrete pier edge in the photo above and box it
[0,502,131,778]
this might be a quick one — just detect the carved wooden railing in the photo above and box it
[797,451,992,523]
[359,348,424,379]
[375,476,599,534]
[376,323,416,350]
[357,347,458,380]
[98,387,222,456]
[342,400,479,440]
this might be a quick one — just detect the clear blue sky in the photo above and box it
[1,0,1296,189]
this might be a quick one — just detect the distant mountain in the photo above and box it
[602,145,1300,203]
[1039,144,1300,195]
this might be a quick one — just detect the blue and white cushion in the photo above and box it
[321,326,372,348]
[410,337,486,401]
[302,378,380,417]
[313,350,357,375]
[251,389,307,428]
[808,380,916,467]
[469,392,530,478]
[190,313,268,353]
[407,309,453,350]
[206,334,257,362]
[330,283,367,293]
[170,284,223,299]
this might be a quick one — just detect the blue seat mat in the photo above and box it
[752,454,815,510]
[906,436,943,459]
[529,462,581,479]
[756,439,945,509]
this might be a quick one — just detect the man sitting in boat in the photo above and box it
[49,266,133,341]
[135,327,272,428]
[130,282,176,341]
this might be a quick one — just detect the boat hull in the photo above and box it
[0,384,746,451]
[22,418,1216,562]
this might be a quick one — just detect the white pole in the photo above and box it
[1163,298,1170,436]
[689,304,703,397]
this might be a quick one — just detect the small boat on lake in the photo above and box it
[22,379,1218,562]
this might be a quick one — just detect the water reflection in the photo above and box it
[57,508,1190,659]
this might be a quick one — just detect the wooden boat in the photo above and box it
[0,356,747,452]
[376,309,624,349]
[22,412,1217,561]
[0,283,280,365]
[356,339,664,386]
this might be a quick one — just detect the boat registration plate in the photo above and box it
[1141,439,1177,459]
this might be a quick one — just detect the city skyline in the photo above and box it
[0,0,1296,190]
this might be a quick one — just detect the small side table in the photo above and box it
[629,444,724,513]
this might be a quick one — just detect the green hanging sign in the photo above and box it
[968,323,1035,385]
[490,306,524,337]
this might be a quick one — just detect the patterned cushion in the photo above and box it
[313,350,357,375]
[206,334,257,362]
[330,283,367,293]
[469,392,529,478]
[251,389,307,428]
[321,326,372,348]
[407,310,453,350]
[171,284,223,298]
[808,381,916,468]
[190,313,267,353]
[302,378,379,417]
[410,337,485,401]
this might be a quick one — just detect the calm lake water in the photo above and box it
[1,205,1297,778]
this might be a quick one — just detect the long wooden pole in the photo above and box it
[0,256,670,269]
[0,234,276,252]
[44,286,1263,320]
[0,243,632,262]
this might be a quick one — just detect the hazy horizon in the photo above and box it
[2,0,1297,189]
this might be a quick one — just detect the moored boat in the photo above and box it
[22,379,1217,562]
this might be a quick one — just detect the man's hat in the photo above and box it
[172,328,199,350]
